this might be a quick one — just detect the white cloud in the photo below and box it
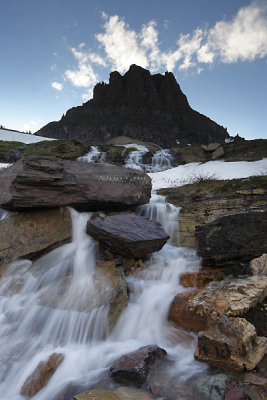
[51,81,63,91]
[96,15,148,72]
[62,0,267,96]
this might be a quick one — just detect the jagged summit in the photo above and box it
[37,65,229,147]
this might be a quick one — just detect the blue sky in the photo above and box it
[1,0,267,140]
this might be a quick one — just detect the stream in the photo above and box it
[0,194,207,399]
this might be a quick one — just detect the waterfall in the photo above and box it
[0,196,206,400]
[125,149,172,172]
[77,146,106,163]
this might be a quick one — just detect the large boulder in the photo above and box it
[0,156,151,211]
[195,206,267,267]
[74,387,154,400]
[0,207,71,276]
[86,213,169,258]
[110,345,167,387]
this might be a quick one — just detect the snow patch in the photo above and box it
[149,159,267,190]
[0,129,55,144]
[116,143,149,152]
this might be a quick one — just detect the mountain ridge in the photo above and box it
[37,64,229,147]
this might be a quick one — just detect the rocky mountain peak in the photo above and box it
[37,65,229,147]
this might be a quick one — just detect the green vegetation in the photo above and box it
[23,140,89,159]
[0,140,25,162]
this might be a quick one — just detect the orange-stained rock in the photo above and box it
[168,290,207,331]
[20,353,64,397]
[179,268,226,288]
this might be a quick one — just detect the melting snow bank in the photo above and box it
[149,158,267,190]
[0,128,55,144]
[0,163,11,169]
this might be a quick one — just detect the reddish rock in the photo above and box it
[180,268,225,288]
[20,353,64,397]
[110,345,167,387]
[0,156,151,211]
[168,290,207,331]
[225,388,249,400]
[87,213,169,258]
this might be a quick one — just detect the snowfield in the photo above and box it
[0,128,55,144]
[149,159,267,190]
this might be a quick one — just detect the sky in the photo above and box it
[1,0,267,140]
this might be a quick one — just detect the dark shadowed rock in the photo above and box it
[0,156,151,211]
[20,353,64,397]
[86,213,169,258]
[195,207,267,267]
[110,345,167,387]
[36,65,229,147]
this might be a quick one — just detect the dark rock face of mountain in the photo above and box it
[37,65,229,147]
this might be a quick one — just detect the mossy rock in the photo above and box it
[23,139,90,159]
[0,140,26,162]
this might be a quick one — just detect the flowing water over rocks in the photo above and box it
[0,195,207,400]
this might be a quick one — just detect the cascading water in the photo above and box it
[77,146,106,163]
[125,149,173,173]
[0,196,206,400]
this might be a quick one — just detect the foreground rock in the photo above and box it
[195,206,267,268]
[74,386,154,400]
[87,213,169,258]
[0,207,71,276]
[110,345,167,387]
[20,353,64,397]
[0,156,151,211]
[195,316,267,371]
[169,275,267,332]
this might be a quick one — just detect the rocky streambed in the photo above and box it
[0,155,267,400]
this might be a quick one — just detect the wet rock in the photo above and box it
[74,386,154,400]
[250,254,267,276]
[0,207,71,276]
[191,373,228,400]
[110,345,167,387]
[225,388,250,400]
[195,316,267,371]
[20,353,64,397]
[87,213,169,258]
[169,275,267,332]
[168,290,207,331]
[187,276,267,318]
[195,207,267,267]
[0,156,151,211]
[179,268,226,288]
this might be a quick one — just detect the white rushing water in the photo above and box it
[0,195,206,399]
[77,146,106,163]
[125,149,173,173]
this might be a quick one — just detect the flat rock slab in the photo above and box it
[110,345,167,388]
[0,156,151,211]
[87,213,169,258]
